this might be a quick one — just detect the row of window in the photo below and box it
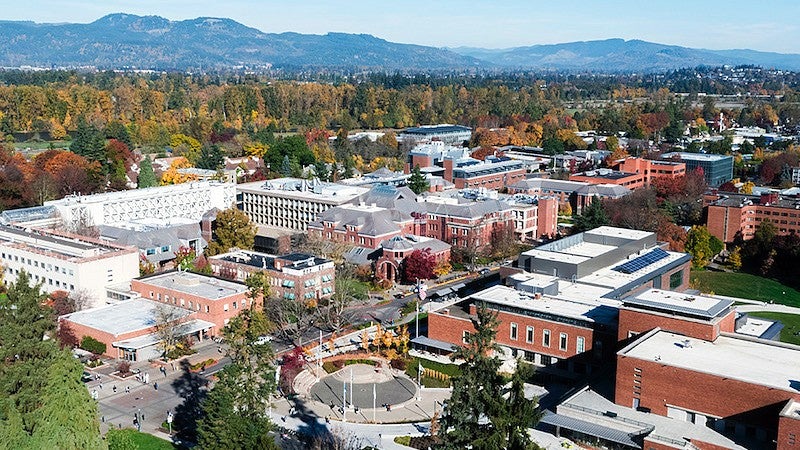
[0,253,74,276]
[508,323,586,353]
[149,290,247,313]
[144,245,171,256]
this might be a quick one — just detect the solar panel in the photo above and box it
[613,248,669,274]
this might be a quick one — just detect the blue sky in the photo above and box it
[6,0,800,53]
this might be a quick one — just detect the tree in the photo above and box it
[403,248,437,283]
[490,223,518,259]
[323,273,368,333]
[106,428,137,450]
[197,308,278,449]
[573,196,609,232]
[685,225,714,268]
[80,335,107,355]
[264,296,318,345]
[160,157,197,185]
[439,302,541,449]
[281,154,292,177]
[70,117,106,164]
[206,207,256,256]
[0,272,103,449]
[137,157,157,188]
[727,246,743,271]
[197,143,225,170]
[154,304,189,360]
[407,165,429,195]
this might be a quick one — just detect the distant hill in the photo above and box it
[450,38,800,72]
[1,16,800,73]
[0,14,483,71]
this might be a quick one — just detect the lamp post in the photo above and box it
[417,360,422,401]
[166,411,173,435]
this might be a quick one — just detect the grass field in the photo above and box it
[747,312,800,346]
[690,270,800,307]
[109,429,178,450]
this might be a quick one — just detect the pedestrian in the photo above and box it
[99,383,103,390]
[171,362,175,371]
[117,423,121,429]
[154,382,158,391]
[113,385,117,393]
[125,386,130,394]
[141,412,145,421]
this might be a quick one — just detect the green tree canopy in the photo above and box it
[137,157,157,188]
[685,225,714,268]
[407,165,429,195]
[206,207,256,256]
[196,143,225,170]
[71,117,106,164]
[573,196,610,232]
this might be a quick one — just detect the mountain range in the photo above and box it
[1,14,799,72]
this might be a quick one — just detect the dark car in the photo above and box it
[394,292,405,299]
[81,371,93,383]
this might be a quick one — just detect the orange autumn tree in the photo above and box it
[160,157,197,185]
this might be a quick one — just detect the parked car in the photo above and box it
[255,335,273,345]
[81,371,93,383]
[478,268,491,276]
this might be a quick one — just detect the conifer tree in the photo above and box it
[407,165,430,195]
[137,157,157,188]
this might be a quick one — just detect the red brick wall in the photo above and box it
[62,318,159,359]
[778,414,800,449]
[536,197,559,239]
[617,308,733,342]
[615,353,800,430]
[131,279,248,335]
[428,311,474,344]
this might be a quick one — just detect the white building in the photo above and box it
[45,181,236,227]
[237,178,368,232]
[0,225,139,308]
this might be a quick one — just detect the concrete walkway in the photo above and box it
[736,303,800,314]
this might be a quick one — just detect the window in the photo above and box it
[205,305,210,313]
[669,270,683,289]
[510,323,518,340]
[146,248,156,255]
[161,245,170,253]
[543,330,551,347]
[233,302,238,309]
[559,333,568,351]
[576,336,585,353]
[462,330,470,344]
[223,303,229,311]
[526,326,534,343]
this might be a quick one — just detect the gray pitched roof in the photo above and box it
[575,184,631,198]
[309,206,409,237]
[423,198,510,219]
[99,223,205,262]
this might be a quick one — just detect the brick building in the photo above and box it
[130,271,251,334]
[615,157,687,186]
[508,178,631,214]
[208,250,335,303]
[706,192,800,242]
[405,142,527,190]
[60,298,213,361]
[570,169,646,190]
[428,285,618,375]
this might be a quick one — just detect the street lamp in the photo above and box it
[166,411,173,435]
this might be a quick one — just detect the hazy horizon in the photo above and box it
[4,0,800,54]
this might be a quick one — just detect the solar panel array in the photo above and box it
[613,248,669,274]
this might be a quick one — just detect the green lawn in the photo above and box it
[108,429,178,450]
[748,312,800,346]
[690,270,800,307]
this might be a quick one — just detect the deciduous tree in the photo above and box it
[205,207,256,256]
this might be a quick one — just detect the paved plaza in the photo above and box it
[309,364,418,409]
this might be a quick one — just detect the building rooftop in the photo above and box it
[661,152,733,162]
[623,289,733,320]
[780,400,800,419]
[401,124,471,135]
[575,251,690,295]
[63,298,192,336]
[736,314,784,340]
[137,271,248,300]
[572,169,637,180]
[237,178,368,203]
[0,225,131,260]
[210,249,332,272]
[46,181,232,206]
[470,285,618,327]
[585,226,653,241]
[619,329,800,393]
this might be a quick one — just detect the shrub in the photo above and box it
[322,361,338,373]
[390,358,407,371]
[80,336,107,355]
[190,358,216,371]
[394,436,411,446]
[116,360,131,375]
[344,359,375,367]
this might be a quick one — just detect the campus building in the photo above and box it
[705,191,800,242]
[44,181,236,226]
[208,250,336,303]
[0,225,139,308]
[60,298,214,361]
[130,271,251,334]
[661,152,734,187]
[569,169,646,190]
[237,178,369,232]
[405,142,527,190]
[399,124,472,146]
[508,178,631,214]
[98,219,205,269]
[615,157,686,186]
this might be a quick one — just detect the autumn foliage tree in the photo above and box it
[403,248,437,283]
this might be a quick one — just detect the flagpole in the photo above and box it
[373,383,376,422]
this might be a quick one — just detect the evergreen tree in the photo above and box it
[70,117,106,164]
[137,157,157,188]
[197,308,278,449]
[407,165,430,195]
[281,155,292,177]
[0,272,103,449]
[314,160,330,182]
[573,196,610,232]
[104,121,133,148]
[439,303,542,449]
[197,144,225,170]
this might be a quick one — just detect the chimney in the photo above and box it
[443,158,455,182]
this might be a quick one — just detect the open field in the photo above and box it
[690,270,800,307]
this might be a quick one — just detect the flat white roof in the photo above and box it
[561,241,617,258]
[63,298,192,336]
[736,316,777,338]
[624,289,733,319]
[524,249,589,265]
[662,152,732,162]
[471,285,618,326]
[620,329,800,393]
[586,226,653,241]
[237,178,368,203]
[138,271,247,300]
